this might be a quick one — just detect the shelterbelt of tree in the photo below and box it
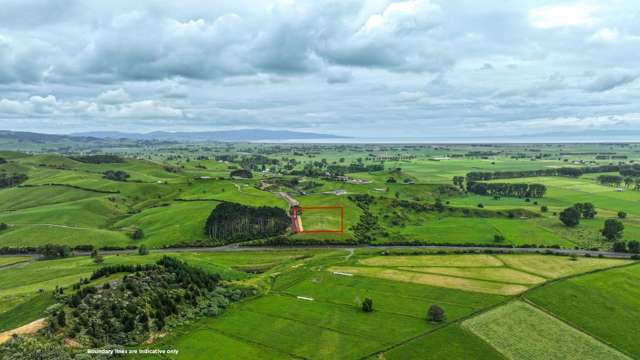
[204,203,290,243]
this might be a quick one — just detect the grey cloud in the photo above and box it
[585,71,638,92]
[0,0,640,137]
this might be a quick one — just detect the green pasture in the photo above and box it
[0,197,125,228]
[114,201,217,247]
[383,325,504,360]
[0,224,132,248]
[526,263,640,357]
[463,301,630,360]
[0,186,105,212]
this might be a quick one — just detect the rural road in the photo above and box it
[62,243,638,259]
[277,191,299,209]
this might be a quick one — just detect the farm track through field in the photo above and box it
[7,223,95,230]
[0,259,33,271]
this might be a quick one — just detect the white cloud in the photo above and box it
[529,4,596,29]
[0,1,640,136]
[96,88,130,104]
[107,100,185,118]
[588,28,619,44]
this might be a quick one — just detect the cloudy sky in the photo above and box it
[1,0,639,137]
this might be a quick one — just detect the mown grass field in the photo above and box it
[526,263,640,357]
[383,325,504,360]
[328,254,630,295]
[462,301,631,360]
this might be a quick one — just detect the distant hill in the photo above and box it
[73,129,345,142]
[0,130,93,142]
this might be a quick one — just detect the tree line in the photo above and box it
[466,164,621,182]
[103,170,130,181]
[467,182,547,198]
[70,154,124,163]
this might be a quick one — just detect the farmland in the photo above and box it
[462,301,631,360]
[2,139,640,358]
[526,263,640,357]
[1,248,635,359]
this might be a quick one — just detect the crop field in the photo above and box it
[526,263,640,357]
[463,301,631,360]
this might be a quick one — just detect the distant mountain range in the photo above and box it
[72,129,345,142]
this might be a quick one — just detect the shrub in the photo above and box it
[601,219,624,241]
[540,205,548,213]
[559,207,580,227]
[362,298,373,312]
[494,234,505,243]
[627,240,640,254]
[130,228,144,240]
[427,304,445,323]
[618,211,627,219]
[0,223,7,231]
[138,244,149,255]
[612,241,627,253]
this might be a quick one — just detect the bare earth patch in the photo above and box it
[0,318,46,345]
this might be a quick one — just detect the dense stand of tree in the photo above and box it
[70,155,124,163]
[292,160,383,177]
[559,202,597,227]
[452,176,465,189]
[54,256,254,347]
[597,175,623,187]
[466,165,621,182]
[467,182,546,198]
[349,194,383,243]
[103,170,130,181]
[204,202,289,243]
[0,173,28,188]
[230,169,253,178]
[239,155,279,170]
[601,219,624,241]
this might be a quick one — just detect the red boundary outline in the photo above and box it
[294,206,344,233]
